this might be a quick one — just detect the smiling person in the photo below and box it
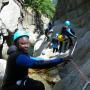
[2,30,70,90]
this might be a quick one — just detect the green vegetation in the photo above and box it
[24,0,55,19]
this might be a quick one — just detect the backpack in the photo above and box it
[58,34,64,41]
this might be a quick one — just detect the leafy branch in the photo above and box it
[24,0,55,18]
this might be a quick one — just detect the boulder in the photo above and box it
[33,35,46,56]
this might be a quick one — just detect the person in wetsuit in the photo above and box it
[2,30,69,90]
[60,20,77,51]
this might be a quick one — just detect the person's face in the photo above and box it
[17,37,29,53]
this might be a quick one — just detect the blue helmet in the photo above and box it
[13,30,29,42]
[64,20,71,26]
[56,33,59,37]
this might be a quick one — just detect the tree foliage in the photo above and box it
[24,0,55,18]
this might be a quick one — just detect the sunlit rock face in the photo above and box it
[0,0,20,33]
[0,59,6,88]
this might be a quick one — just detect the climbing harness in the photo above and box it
[69,41,90,90]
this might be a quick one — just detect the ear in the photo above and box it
[13,41,19,48]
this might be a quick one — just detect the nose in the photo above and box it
[24,43,29,48]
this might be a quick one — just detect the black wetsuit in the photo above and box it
[2,46,64,90]
[61,26,76,49]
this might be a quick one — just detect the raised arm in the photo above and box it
[16,54,64,69]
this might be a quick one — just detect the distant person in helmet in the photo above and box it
[45,28,49,41]
[2,30,70,90]
[61,20,77,50]
[51,34,59,53]
[45,22,53,41]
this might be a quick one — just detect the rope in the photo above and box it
[69,41,90,90]
[70,60,88,81]
[82,81,90,90]
[70,60,89,90]
[71,41,77,56]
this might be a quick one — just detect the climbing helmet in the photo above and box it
[13,30,29,42]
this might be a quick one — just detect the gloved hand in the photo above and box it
[16,79,28,86]
[16,80,22,86]
[74,35,77,39]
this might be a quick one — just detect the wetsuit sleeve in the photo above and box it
[67,28,77,38]
[16,54,64,69]
[32,57,64,69]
